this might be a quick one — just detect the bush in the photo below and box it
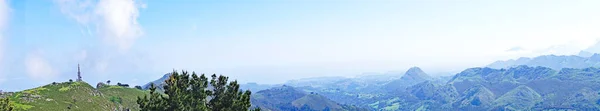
[134,86,142,90]
[109,96,122,104]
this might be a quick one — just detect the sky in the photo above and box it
[1,0,600,91]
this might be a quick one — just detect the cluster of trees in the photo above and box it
[137,70,260,111]
[0,97,13,111]
[134,86,143,90]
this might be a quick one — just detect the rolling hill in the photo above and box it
[250,85,366,111]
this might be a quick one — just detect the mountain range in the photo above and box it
[5,53,600,110]
[487,52,600,70]
[101,52,600,111]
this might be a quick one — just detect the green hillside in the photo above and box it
[291,93,343,111]
[97,85,148,111]
[492,85,542,110]
[251,85,367,111]
[6,81,146,111]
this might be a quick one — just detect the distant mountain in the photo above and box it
[383,67,433,92]
[240,82,277,92]
[487,54,600,70]
[402,67,432,81]
[578,51,594,57]
[447,65,600,110]
[142,73,171,90]
[251,85,366,111]
[355,65,600,110]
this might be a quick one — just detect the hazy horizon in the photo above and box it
[1,0,600,91]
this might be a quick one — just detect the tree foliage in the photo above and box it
[0,97,13,111]
[137,70,259,111]
[134,86,142,90]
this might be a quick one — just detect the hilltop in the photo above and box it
[384,67,433,92]
[3,81,146,111]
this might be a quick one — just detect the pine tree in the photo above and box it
[137,70,257,111]
[137,83,167,111]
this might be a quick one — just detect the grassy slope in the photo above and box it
[8,81,146,111]
[98,85,148,111]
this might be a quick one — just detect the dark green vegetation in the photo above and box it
[137,70,258,111]
[3,81,145,111]
[1,97,13,111]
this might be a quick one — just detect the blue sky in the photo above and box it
[1,0,600,91]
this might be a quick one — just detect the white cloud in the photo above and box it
[55,0,144,52]
[55,0,95,25]
[25,52,58,82]
[96,0,143,51]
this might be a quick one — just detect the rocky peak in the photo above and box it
[401,67,432,81]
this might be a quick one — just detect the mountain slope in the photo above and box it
[251,85,364,111]
[291,94,343,111]
[240,82,277,92]
[306,65,600,110]
[401,67,432,81]
[448,66,556,96]
[448,65,600,110]
[492,85,542,110]
[142,73,171,90]
[406,81,458,104]
[453,85,495,110]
